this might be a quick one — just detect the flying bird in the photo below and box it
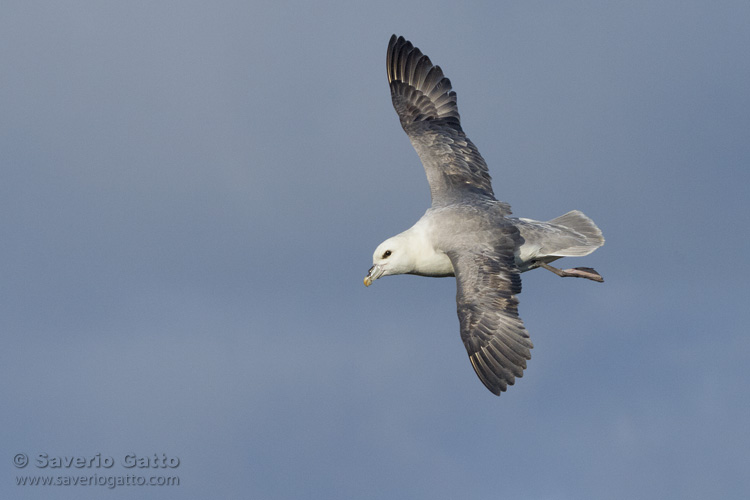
[364,35,605,396]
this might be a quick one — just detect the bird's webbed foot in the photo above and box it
[539,262,604,283]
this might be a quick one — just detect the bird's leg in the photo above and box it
[539,262,604,283]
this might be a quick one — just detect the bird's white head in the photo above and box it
[363,235,414,286]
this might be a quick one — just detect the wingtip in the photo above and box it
[386,35,461,126]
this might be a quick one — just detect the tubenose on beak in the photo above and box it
[363,264,384,287]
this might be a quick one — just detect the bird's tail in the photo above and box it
[547,210,605,257]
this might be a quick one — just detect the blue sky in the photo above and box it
[2,1,749,499]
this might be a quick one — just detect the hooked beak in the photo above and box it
[363,264,384,287]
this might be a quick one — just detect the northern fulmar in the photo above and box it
[364,35,605,396]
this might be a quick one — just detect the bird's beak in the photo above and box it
[364,264,384,287]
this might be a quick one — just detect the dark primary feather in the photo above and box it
[387,35,504,209]
[448,238,533,396]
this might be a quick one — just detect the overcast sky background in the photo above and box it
[2,1,749,499]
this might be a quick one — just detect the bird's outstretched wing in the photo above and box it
[448,246,533,395]
[387,35,506,209]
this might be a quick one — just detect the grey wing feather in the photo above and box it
[387,35,505,209]
[448,245,533,396]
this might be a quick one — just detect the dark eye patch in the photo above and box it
[383,250,392,258]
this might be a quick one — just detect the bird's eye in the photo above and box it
[383,250,392,258]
